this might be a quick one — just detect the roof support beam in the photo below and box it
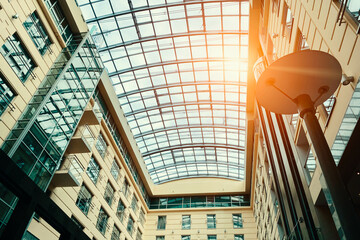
[109,58,248,76]
[142,143,245,157]
[85,0,248,23]
[95,31,248,49]
[124,101,246,117]
[116,81,246,98]
[134,124,245,139]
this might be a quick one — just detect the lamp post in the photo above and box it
[255,50,360,239]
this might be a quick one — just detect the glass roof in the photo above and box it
[77,0,249,184]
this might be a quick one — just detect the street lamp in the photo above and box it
[255,50,360,239]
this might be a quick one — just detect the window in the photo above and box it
[0,74,16,116]
[44,0,73,44]
[234,235,244,240]
[22,231,39,240]
[76,185,92,215]
[24,11,51,55]
[104,182,115,206]
[127,216,134,234]
[116,200,125,221]
[71,215,84,230]
[95,133,107,158]
[111,159,120,180]
[122,179,130,197]
[181,236,190,240]
[297,32,309,51]
[157,216,166,230]
[208,235,217,240]
[0,33,35,82]
[207,214,216,229]
[87,156,100,184]
[139,208,146,226]
[156,237,165,240]
[182,215,191,229]
[131,195,138,213]
[96,207,109,235]
[111,225,121,240]
[136,228,142,240]
[232,214,243,228]
[283,5,294,39]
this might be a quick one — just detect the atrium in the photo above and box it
[0,0,359,240]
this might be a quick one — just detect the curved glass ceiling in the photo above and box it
[78,0,249,184]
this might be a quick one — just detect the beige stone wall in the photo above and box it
[144,208,257,240]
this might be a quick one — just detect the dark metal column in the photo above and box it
[299,95,360,239]
[1,199,36,240]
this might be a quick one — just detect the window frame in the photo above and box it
[110,159,121,181]
[182,215,191,230]
[157,216,167,230]
[0,33,36,82]
[104,181,115,206]
[96,207,109,235]
[232,213,243,228]
[23,11,52,55]
[86,156,100,184]
[0,72,16,117]
[207,214,216,229]
[76,184,93,215]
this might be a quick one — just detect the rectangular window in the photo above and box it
[157,216,166,230]
[283,5,294,39]
[76,185,92,215]
[122,179,130,197]
[110,159,120,180]
[23,231,39,240]
[127,216,134,234]
[136,229,142,240]
[207,214,216,229]
[96,207,109,235]
[95,133,107,158]
[104,182,115,206]
[156,237,165,240]
[131,195,138,213]
[0,33,35,82]
[139,208,146,226]
[232,214,243,228]
[181,236,190,240]
[44,0,73,44]
[234,235,244,240]
[71,215,84,230]
[111,225,121,240]
[116,200,126,222]
[86,156,100,184]
[24,11,51,55]
[208,235,217,240]
[0,74,16,116]
[182,215,191,229]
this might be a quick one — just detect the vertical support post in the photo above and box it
[297,94,360,239]
[1,199,36,240]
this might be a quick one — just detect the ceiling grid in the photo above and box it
[78,0,249,184]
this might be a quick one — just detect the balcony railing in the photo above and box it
[52,155,85,187]
[67,125,95,154]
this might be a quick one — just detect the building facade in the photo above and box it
[0,0,359,240]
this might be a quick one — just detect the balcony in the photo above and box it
[80,102,102,125]
[67,125,95,154]
[52,155,85,187]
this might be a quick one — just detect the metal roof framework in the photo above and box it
[78,0,249,184]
